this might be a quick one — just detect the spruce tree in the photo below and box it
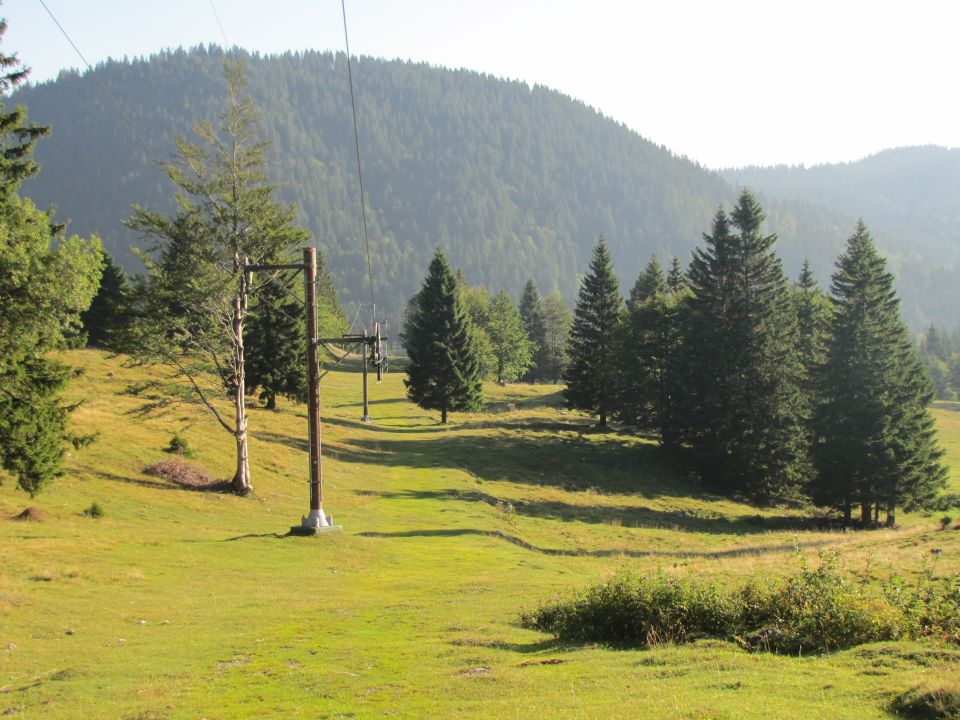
[245,250,343,409]
[0,22,102,495]
[680,191,808,501]
[813,221,947,525]
[488,289,535,384]
[81,253,131,351]
[628,255,667,309]
[404,250,483,423]
[563,236,623,428]
[519,278,548,382]
[793,259,831,468]
[619,255,686,444]
[541,291,573,384]
[666,256,687,293]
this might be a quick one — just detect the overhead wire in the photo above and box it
[37,0,155,159]
[340,0,378,326]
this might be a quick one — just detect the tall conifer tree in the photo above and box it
[404,250,483,423]
[0,22,102,496]
[813,221,947,525]
[680,191,808,501]
[619,255,686,444]
[519,278,548,382]
[563,236,623,428]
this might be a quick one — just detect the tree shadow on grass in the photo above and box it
[356,528,832,558]
[327,430,698,501]
[84,468,183,492]
[353,488,823,535]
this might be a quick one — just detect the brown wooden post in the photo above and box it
[296,246,334,531]
[361,336,371,423]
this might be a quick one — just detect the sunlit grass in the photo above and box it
[0,350,957,719]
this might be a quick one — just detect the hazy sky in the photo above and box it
[4,0,959,169]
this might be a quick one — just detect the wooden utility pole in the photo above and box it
[297,246,336,532]
[244,248,340,534]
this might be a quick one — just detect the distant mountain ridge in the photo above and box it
[723,146,960,326]
[10,46,954,328]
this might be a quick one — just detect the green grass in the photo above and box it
[1,350,958,719]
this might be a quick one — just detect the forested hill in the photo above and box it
[12,46,939,327]
[724,147,960,326]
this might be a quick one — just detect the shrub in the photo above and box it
[941,516,953,530]
[522,551,960,655]
[83,502,104,518]
[164,433,195,459]
[745,551,902,654]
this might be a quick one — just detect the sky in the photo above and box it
[3,0,959,169]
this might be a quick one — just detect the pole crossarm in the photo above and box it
[244,262,306,272]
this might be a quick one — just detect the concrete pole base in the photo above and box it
[290,508,342,535]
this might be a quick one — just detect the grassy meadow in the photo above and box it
[1,350,958,719]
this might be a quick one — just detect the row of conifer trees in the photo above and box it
[403,189,947,524]
[563,190,946,522]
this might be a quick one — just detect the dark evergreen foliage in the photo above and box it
[666,256,687,293]
[563,237,623,428]
[403,250,483,423]
[0,22,102,495]
[679,191,808,501]
[81,253,131,351]
[618,256,686,444]
[519,279,548,382]
[627,255,668,309]
[15,47,888,333]
[813,222,948,525]
[245,250,344,409]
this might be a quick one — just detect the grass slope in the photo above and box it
[1,350,958,719]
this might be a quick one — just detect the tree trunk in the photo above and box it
[265,393,276,411]
[842,503,852,526]
[860,502,871,526]
[231,297,252,494]
[885,503,896,528]
[441,407,448,424]
[597,412,607,429]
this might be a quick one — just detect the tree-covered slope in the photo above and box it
[12,46,929,326]
[724,147,960,326]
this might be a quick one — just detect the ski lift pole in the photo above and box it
[361,344,371,423]
[295,246,338,533]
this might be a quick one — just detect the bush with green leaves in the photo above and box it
[523,550,960,654]
[164,433,195,459]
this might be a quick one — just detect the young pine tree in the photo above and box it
[518,278,548,382]
[487,289,535,384]
[563,237,623,428]
[245,250,343,409]
[404,250,483,423]
[813,221,947,526]
[541,291,573,384]
[81,253,131,351]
